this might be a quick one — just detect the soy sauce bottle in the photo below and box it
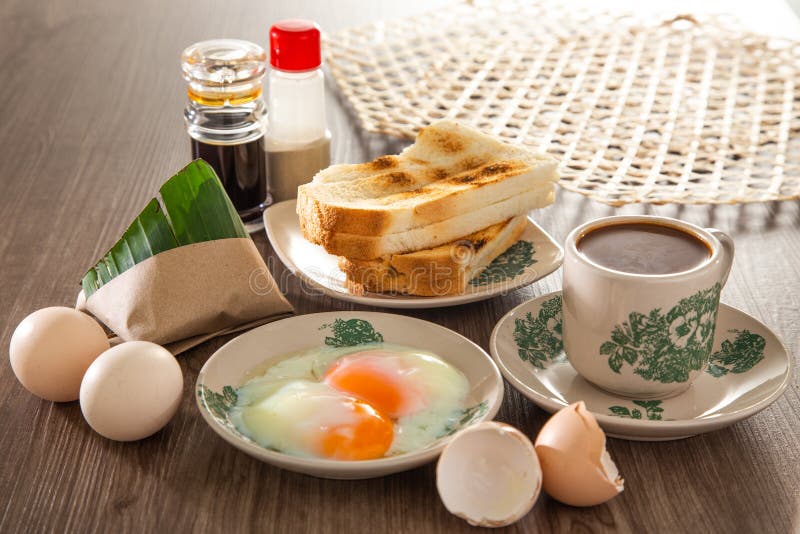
[181,39,270,232]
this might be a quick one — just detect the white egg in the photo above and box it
[9,307,110,402]
[80,341,183,441]
[437,422,542,527]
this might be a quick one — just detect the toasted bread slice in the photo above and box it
[339,216,528,296]
[320,186,552,259]
[297,121,558,259]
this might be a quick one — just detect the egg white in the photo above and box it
[231,380,369,458]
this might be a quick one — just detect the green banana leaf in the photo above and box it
[81,159,249,298]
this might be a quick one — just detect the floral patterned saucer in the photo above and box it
[490,291,792,440]
[264,200,562,309]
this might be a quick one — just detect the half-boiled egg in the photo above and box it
[323,348,466,418]
[231,344,470,460]
[232,380,394,460]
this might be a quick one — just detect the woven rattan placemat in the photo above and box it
[324,1,800,205]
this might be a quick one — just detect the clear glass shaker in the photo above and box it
[181,39,269,232]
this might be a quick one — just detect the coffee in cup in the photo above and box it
[562,216,734,399]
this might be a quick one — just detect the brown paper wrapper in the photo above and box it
[78,238,293,354]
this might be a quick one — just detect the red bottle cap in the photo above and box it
[269,19,321,72]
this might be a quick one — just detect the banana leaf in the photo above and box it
[81,159,249,298]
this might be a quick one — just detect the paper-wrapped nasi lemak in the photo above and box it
[78,159,293,353]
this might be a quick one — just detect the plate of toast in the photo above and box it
[265,121,563,308]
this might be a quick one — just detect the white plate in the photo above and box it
[490,291,792,440]
[264,199,563,308]
[196,312,504,479]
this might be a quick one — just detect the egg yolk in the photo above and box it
[323,352,424,418]
[318,401,394,461]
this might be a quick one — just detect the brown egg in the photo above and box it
[534,402,624,507]
[80,341,183,441]
[10,307,110,402]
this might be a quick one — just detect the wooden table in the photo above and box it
[1,1,798,532]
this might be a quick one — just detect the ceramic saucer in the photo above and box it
[196,311,503,479]
[264,199,563,309]
[490,291,792,440]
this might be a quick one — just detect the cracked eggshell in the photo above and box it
[534,401,624,507]
[436,422,542,528]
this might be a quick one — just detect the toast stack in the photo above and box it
[297,121,558,296]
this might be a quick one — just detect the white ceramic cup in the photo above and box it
[562,215,734,399]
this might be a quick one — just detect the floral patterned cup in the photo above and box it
[562,215,734,399]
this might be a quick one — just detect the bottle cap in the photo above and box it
[269,19,321,72]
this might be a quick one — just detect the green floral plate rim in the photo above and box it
[264,199,563,309]
[490,291,793,441]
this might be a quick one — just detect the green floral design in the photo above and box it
[321,318,384,347]
[199,386,257,441]
[200,385,237,420]
[599,284,722,384]
[513,295,564,369]
[470,240,537,286]
[199,385,238,423]
[706,329,766,377]
[609,400,664,420]
[440,401,489,437]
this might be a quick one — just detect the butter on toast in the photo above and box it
[339,216,528,297]
[297,121,558,259]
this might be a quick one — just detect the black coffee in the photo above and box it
[577,222,711,275]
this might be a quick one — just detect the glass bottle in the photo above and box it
[181,39,269,232]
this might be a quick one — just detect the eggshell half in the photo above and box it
[534,402,624,507]
[436,422,542,527]
[80,341,183,441]
[9,307,110,402]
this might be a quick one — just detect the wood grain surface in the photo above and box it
[1,0,798,533]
